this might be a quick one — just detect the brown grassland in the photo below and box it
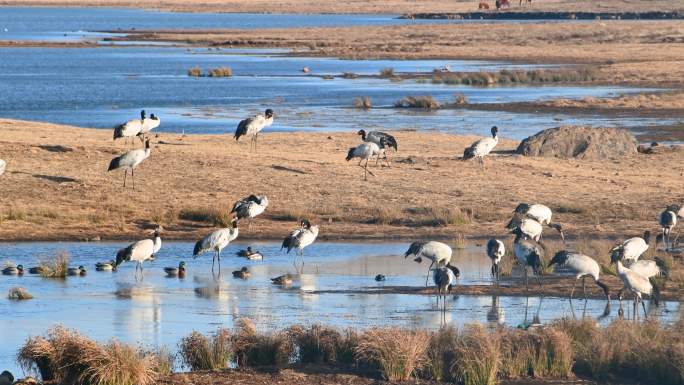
[1,0,682,15]
[0,118,682,243]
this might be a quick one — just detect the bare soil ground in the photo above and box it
[1,0,682,15]
[120,20,684,90]
[1,118,683,244]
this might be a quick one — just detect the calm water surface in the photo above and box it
[0,47,669,139]
[0,241,679,374]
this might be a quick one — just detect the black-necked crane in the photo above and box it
[486,238,505,283]
[282,219,319,272]
[614,259,660,317]
[0,159,5,176]
[611,251,666,300]
[404,241,460,286]
[236,246,263,260]
[507,214,564,242]
[107,137,151,190]
[231,194,268,228]
[357,129,398,165]
[164,261,186,277]
[346,141,382,180]
[115,228,162,279]
[514,203,553,225]
[609,230,651,264]
[234,108,274,152]
[548,250,610,300]
[193,216,239,274]
[462,125,499,167]
[113,110,145,145]
[659,208,677,250]
[433,265,459,321]
[511,227,545,289]
[137,113,160,143]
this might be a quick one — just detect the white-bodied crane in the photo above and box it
[107,137,151,189]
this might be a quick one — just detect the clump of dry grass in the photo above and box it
[179,329,232,371]
[288,324,346,364]
[453,93,468,105]
[451,325,500,385]
[178,207,231,227]
[208,67,233,77]
[379,67,395,78]
[342,72,359,79]
[499,327,573,379]
[424,327,458,381]
[404,206,471,226]
[39,251,69,279]
[353,96,372,110]
[356,327,429,381]
[394,95,440,110]
[187,67,202,77]
[8,286,33,300]
[368,206,402,225]
[233,319,294,368]
[431,67,596,86]
[17,326,162,385]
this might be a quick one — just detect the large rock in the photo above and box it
[516,126,638,159]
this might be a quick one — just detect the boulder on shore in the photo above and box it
[516,126,638,160]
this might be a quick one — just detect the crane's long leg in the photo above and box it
[123,169,128,187]
[425,260,436,286]
[570,279,577,300]
[131,168,135,191]
[582,276,587,299]
[217,249,222,275]
[255,133,258,153]
[524,268,529,291]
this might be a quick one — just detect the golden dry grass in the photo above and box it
[1,0,682,14]
[356,327,430,381]
[7,286,34,300]
[0,118,683,242]
[179,329,232,371]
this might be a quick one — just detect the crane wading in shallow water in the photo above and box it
[282,219,319,272]
[614,259,660,318]
[404,241,460,286]
[193,216,239,275]
[487,239,505,284]
[107,137,151,190]
[115,227,162,280]
[234,108,274,152]
[511,227,545,290]
[433,264,459,324]
[547,250,610,300]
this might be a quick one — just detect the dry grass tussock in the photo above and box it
[233,318,294,368]
[432,68,597,87]
[179,329,232,370]
[187,67,232,77]
[353,96,372,110]
[355,327,430,381]
[8,286,33,300]
[39,251,69,279]
[288,324,359,365]
[394,95,440,110]
[17,326,165,385]
[178,207,232,227]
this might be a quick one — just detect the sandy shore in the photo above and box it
[0,118,682,242]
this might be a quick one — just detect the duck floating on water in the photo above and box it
[67,266,87,276]
[27,266,46,275]
[2,265,23,276]
[375,274,386,282]
[236,247,263,260]
[271,274,293,286]
[232,266,250,279]
[164,261,186,277]
[96,260,116,271]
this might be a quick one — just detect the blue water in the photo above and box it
[0,241,678,375]
[0,46,669,139]
[0,7,589,42]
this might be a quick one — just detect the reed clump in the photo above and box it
[39,251,69,279]
[179,329,232,371]
[8,286,33,300]
[431,67,596,86]
[288,324,346,364]
[208,67,233,77]
[355,327,429,381]
[353,96,372,110]
[187,67,202,77]
[178,207,231,227]
[379,67,395,78]
[233,319,294,368]
[394,95,440,110]
[17,326,161,385]
[451,325,499,385]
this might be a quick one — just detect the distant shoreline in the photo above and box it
[401,10,684,20]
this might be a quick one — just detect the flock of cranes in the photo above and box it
[2,106,682,324]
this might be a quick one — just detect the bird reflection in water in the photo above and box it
[486,295,505,325]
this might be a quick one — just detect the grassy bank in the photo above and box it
[0,118,683,242]
[15,319,684,385]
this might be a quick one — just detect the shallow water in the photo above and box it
[0,7,588,42]
[0,46,669,139]
[0,241,679,374]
